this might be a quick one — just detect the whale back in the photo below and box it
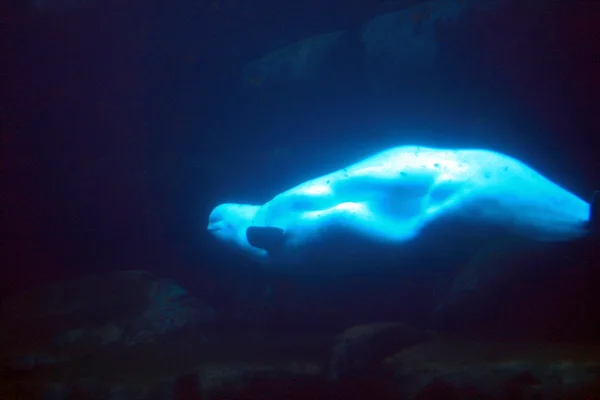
[254,146,590,252]
[209,146,591,266]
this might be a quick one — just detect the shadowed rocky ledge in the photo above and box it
[0,271,599,399]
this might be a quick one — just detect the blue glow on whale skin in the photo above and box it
[207,203,267,261]
[207,146,590,264]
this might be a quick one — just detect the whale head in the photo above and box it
[207,203,267,261]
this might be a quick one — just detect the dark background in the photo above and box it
[1,0,600,336]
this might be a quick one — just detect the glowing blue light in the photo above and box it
[207,146,590,264]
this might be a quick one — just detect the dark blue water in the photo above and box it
[1,1,600,397]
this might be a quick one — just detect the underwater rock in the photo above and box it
[361,0,465,70]
[242,31,351,89]
[362,0,504,69]
[0,271,215,369]
[435,237,550,333]
[198,362,326,400]
[385,340,600,399]
[2,327,600,399]
[448,236,547,295]
[208,146,591,266]
[241,0,506,91]
[30,361,326,400]
[329,322,436,382]
[1,333,331,400]
[435,235,600,342]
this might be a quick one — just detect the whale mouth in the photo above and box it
[207,226,221,232]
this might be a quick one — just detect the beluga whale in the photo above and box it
[207,146,598,265]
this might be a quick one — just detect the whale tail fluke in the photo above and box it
[589,190,600,234]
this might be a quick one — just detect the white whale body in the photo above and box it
[207,146,595,264]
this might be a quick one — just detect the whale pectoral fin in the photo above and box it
[246,226,285,252]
